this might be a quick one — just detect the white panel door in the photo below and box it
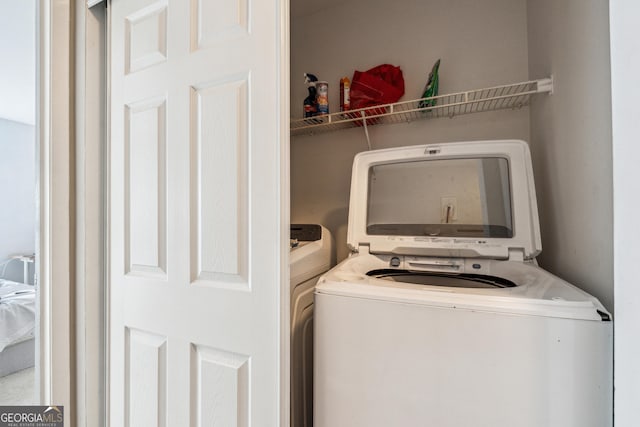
[109,0,285,425]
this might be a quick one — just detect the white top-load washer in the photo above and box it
[290,224,333,427]
[314,140,612,427]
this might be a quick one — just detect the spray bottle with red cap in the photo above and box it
[303,73,318,118]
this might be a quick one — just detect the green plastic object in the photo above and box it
[419,59,440,109]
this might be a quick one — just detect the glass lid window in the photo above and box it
[366,157,513,238]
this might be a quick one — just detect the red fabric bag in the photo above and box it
[350,64,405,109]
[349,64,405,125]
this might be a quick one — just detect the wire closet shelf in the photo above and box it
[290,77,553,137]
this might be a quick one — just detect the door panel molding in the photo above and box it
[190,344,250,427]
[124,1,167,74]
[189,73,250,288]
[124,96,168,279]
[189,0,249,50]
[125,328,167,427]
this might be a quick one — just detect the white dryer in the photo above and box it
[290,224,333,427]
[314,140,612,427]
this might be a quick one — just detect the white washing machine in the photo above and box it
[314,140,612,427]
[290,224,333,427]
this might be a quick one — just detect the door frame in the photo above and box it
[279,0,292,423]
[74,1,108,426]
[37,0,75,415]
[610,2,640,425]
[38,1,108,426]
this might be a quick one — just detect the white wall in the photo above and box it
[0,0,36,125]
[0,0,37,284]
[291,0,531,261]
[526,0,613,311]
[610,1,640,425]
[0,119,36,283]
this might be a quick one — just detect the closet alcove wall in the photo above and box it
[289,0,613,311]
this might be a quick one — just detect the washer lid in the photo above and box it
[347,140,542,260]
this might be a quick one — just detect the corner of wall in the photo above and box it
[525,0,614,311]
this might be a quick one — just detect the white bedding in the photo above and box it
[0,279,36,352]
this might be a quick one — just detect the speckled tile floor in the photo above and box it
[0,367,36,405]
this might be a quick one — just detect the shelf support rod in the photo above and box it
[361,111,372,151]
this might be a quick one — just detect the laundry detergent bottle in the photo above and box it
[304,73,319,117]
